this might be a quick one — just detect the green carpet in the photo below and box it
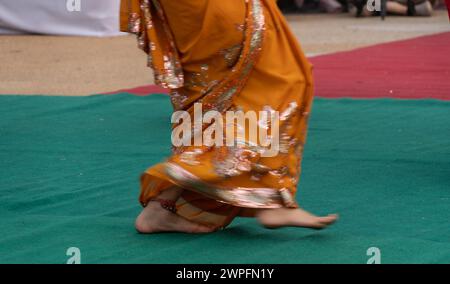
[0,94,449,264]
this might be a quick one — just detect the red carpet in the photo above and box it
[311,32,450,100]
[106,32,450,100]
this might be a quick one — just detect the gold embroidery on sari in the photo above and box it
[170,89,189,111]
[179,149,203,166]
[185,64,210,89]
[128,13,141,33]
[164,163,297,209]
[125,0,184,89]
[220,44,244,68]
[198,0,266,114]
[213,146,257,178]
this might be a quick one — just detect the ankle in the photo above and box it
[148,198,177,213]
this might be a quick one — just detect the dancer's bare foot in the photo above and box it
[135,202,215,234]
[257,207,338,230]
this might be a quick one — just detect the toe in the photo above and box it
[318,214,338,225]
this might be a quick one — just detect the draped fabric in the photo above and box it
[120,0,314,229]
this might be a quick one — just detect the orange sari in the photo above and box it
[120,0,314,229]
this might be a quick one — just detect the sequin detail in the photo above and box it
[164,163,298,209]
[179,149,203,166]
[125,0,184,89]
[220,44,244,68]
[128,13,141,33]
